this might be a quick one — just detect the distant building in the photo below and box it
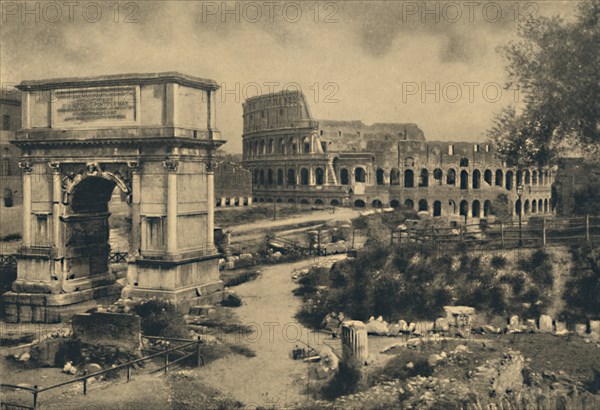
[214,160,252,207]
[0,90,22,237]
[242,90,556,220]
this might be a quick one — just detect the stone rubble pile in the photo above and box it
[323,307,600,345]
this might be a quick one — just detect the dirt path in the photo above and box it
[196,255,347,408]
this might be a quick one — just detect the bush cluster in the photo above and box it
[296,245,557,327]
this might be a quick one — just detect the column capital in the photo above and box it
[162,160,179,173]
[48,162,61,173]
[205,160,218,173]
[127,161,141,173]
[19,161,34,174]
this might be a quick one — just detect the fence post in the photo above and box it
[164,351,169,373]
[83,378,87,396]
[33,385,38,409]
[586,214,590,243]
[127,364,131,382]
[500,222,504,248]
[542,218,546,246]
[196,337,203,367]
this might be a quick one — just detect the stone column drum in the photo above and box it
[341,320,368,366]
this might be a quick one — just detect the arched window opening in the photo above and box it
[355,167,366,183]
[316,168,325,185]
[506,171,514,190]
[372,199,383,208]
[376,169,385,185]
[460,170,469,190]
[472,200,481,218]
[405,199,414,209]
[532,200,537,213]
[433,200,442,217]
[303,137,311,154]
[390,168,400,186]
[390,199,400,208]
[300,168,310,185]
[404,169,414,188]
[340,168,349,185]
[483,200,491,217]
[484,169,492,186]
[524,200,530,214]
[459,200,468,216]
[495,170,503,186]
[267,169,274,185]
[525,170,531,184]
[472,169,481,189]
[448,200,457,214]
[287,168,296,185]
[447,169,456,185]
[259,169,265,185]
[419,169,429,187]
[460,157,469,167]
[433,168,443,185]
[418,199,428,212]
[277,169,284,185]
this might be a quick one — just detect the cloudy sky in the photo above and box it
[1,1,578,153]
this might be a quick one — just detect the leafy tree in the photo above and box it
[490,193,512,221]
[489,1,600,165]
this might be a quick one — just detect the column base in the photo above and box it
[122,254,225,313]
[122,280,226,314]
[3,282,123,323]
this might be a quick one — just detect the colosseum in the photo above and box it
[242,90,556,221]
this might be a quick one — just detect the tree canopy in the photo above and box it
[489,0,600,165]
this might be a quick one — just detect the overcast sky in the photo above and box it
[1,1,578,153]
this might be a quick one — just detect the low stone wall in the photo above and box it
[72,311,141,354]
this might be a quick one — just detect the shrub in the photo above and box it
[321,362,362,400]
[562,245,600,321]
[131,299,189,339]
[491,255,507,269]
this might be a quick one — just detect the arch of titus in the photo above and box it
[3,72,225,323]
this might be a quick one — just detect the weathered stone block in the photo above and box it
[539,315,553,333]
[575,323,588,337]
[590,320,600,341]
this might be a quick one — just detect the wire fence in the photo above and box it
[390,215,600,258]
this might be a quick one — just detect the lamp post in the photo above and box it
[517,184,524,247]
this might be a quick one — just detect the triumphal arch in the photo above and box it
[4,72,225,322]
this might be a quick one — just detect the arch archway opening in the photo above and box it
[354,199,366,208]
[404,169,414,188]
[66,176,129,281]
[433,200,442,217]
[355,167,366,183]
